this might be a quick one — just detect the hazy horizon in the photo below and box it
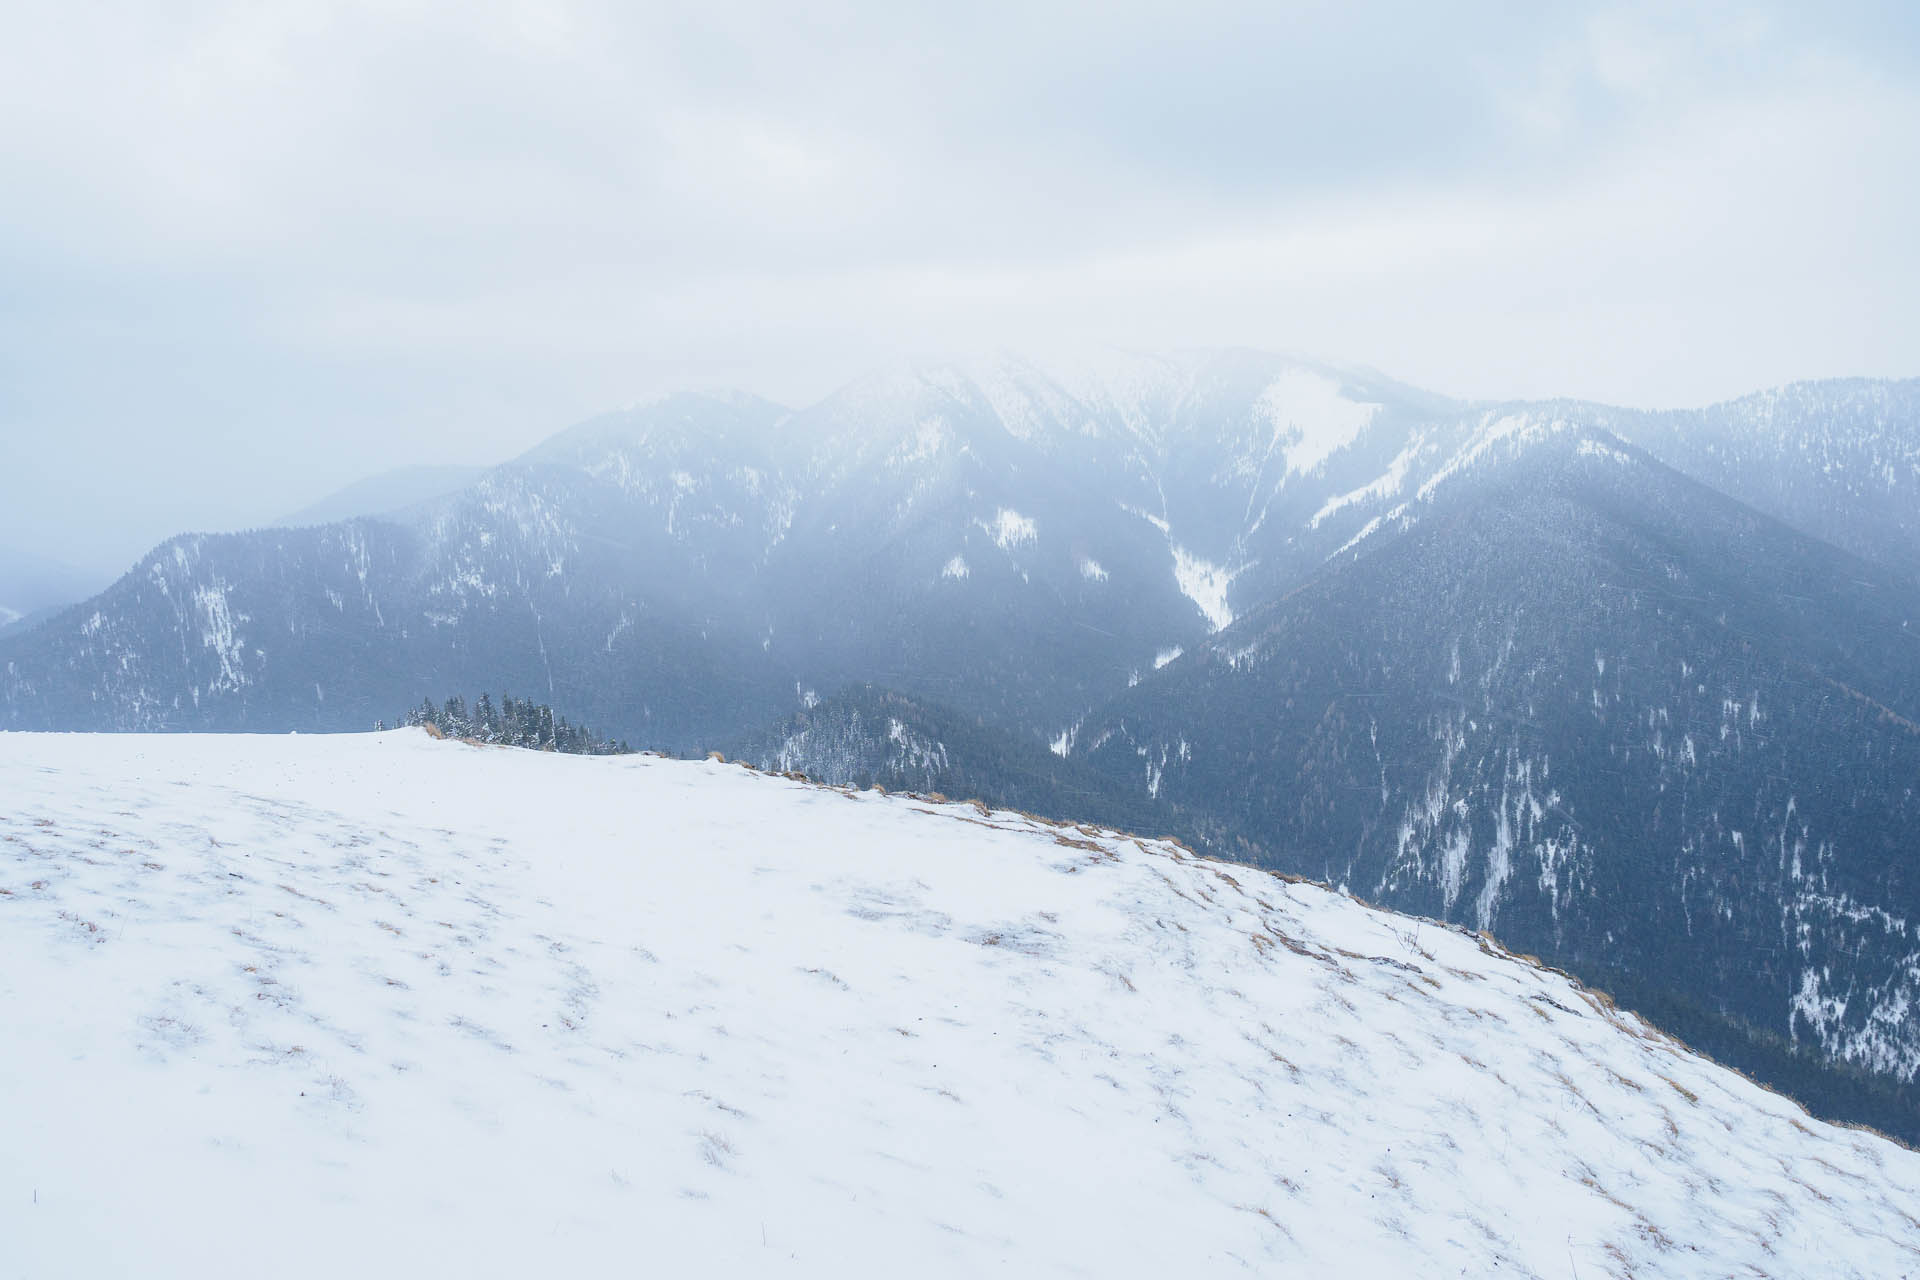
[4,345,1918,584]
[4,1,1918,576]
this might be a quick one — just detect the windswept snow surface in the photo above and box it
[4,733,1919,1278]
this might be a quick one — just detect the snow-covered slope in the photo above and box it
[4,732,1917,1278]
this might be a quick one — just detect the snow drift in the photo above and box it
[2,731,1917,1277]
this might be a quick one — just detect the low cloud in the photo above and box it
[1,0,1916,571]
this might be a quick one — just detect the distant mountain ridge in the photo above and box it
[10,357,1914,743]
[0,544,100,636]
[1614,378,1920,570]
[4,351,1918,1135]
[274,463,491,528]
[1,352,1495,742]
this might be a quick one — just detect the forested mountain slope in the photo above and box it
[1073,423,1920,1125]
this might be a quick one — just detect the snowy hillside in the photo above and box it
[4,732,1918,1278]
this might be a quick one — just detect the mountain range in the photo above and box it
[3,350,1916,1137]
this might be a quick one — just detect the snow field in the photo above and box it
[2,731,1917,1278]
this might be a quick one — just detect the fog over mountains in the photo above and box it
[0,545,101,637]
[272,464,491,531]
[5,350,1917,1136]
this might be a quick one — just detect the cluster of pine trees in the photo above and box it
[397,693,632,756]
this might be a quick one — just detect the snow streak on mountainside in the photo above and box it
[5,731,1919,1279]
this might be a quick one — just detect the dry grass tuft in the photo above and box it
[1658,1074,1700,1105]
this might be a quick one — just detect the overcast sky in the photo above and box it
[3,0,1918,577]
